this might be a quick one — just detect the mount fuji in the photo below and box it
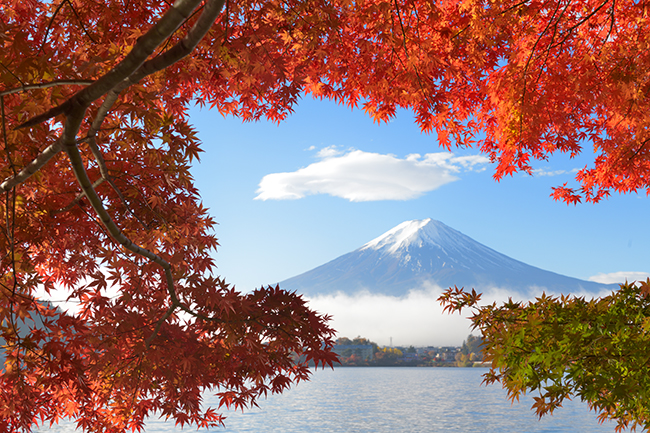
[279,218,617,297]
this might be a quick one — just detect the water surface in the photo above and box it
[41,367,617,432]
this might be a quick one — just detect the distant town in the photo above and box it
[331,335,488,367]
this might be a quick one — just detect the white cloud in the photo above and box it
[588,271,650,285]
[316,145,344,158]
[255,149,490,202]
[306,286,469,347]
[304,283,543,347]
[532,168,580,177]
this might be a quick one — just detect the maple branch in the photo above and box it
[145,304,177,347]
[123,174,171,226]
[519,0,614,132]
[277,0,318,36]
[7,0,222,236]
[58,89,171,272]
[0,80,94,97]
[64,135,186,347]
[49,0,226,349]
[0,140,63,192]
[63,0,99,44]
[391,0,434,109]
[0,99,16,290]
[8,219,17,295]
[410,0,426,60]
[528,5,570,104]
[88,94,120,137]
[608,0,616,37]
[629,139,649,161]
[86,137,150,229]
[1,101,17,296]
[75,0,226,236]
[18,0,207,130]
[597,0,616,55]
[51,177,105,215]
[556,0,611,42]
[90,0,226,132]
[518,0,570,137]
[223,0,230,42]
[499,0,531,15]
[1,97,15,176]
[0,62,25,88]
[65,142,171,270]
[6,0,226,352]
[39,0,68,53]
[393,0,410,59]
[40,0,99,54]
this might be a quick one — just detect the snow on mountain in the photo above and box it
[361,219,436,254]
[279,218,617,297]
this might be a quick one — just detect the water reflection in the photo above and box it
[38,367,616,432]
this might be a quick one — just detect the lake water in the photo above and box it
[40,367,617,432]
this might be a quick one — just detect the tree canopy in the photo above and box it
[1,0,649,431]
[441,281,650,432]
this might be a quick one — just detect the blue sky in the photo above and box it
[188,97,650,345]
[190,96,650,289]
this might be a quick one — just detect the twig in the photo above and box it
[0,62,25,87]
[0,80,94,97]
[39,0,68,53]
[64,0,98,44]
[18,0,208,130]
[85,137,149,229]
[51,177,105,214]
[393,0,434,111]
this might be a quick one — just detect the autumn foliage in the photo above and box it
[1,0,341,431]
[2,0,649,430]
[440,281,650,432]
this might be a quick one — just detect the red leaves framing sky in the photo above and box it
[1,0,648,430]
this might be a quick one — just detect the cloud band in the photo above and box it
[255,149,489,202]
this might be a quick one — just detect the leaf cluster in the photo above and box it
[1,0,338,431]
[440,280,650,431]
[2,0,650,429]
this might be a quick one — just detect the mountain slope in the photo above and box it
[279,219,616,296]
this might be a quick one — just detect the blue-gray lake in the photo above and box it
[40,367,617,432]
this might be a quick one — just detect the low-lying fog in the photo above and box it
[305,282,614,347]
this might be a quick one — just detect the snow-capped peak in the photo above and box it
[281,218,615,297]
[361,218,449,254]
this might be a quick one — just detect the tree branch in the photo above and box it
[89,0,226,134]
[11,0,227,348]
[72,0,228,245]
[86,136,149,228]
[518,0,569,138]
[0,140,63,192]
[65,134,184,348]
[145,304,177,347]
[65,140,171,269]
[18,0,207,130]
[51,177,105,215]
[38,0,68,53]
[0,80,94,97]
[80,0,227,233]
[63,0,98,44]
